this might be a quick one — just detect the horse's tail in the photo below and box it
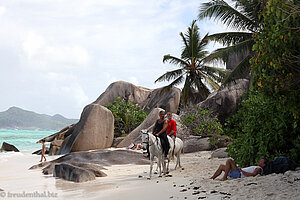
[171,148,175,160]
[181,147,184,155]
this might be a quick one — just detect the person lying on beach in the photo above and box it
[210,158,266,181]
[39,139,47,162]
[127,143,143,150]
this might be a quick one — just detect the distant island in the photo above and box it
[0,106,78,130]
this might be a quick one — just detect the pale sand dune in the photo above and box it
[0,151,299,200]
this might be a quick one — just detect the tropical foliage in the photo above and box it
[181,104,223,137]
[225,0,300,166]
[105,97,148,137]
[198,0,264,84]
[155,20,226,105]
[181,104,223,149]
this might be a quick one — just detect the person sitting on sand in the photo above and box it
[210,158,266,181]
[39,139,47,162]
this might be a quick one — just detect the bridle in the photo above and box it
[142,132,159,147]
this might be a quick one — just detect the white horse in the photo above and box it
[165,135,184,172]
[141,130,184,178]
[141,129,165,178]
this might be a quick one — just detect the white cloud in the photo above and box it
[0,0,230,118]
[21,31,90,71]
[0,6,6,16]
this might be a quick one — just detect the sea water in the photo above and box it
[0,129,55,153]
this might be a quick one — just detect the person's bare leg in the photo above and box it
[210,164,225,179]
[220,159,238,181]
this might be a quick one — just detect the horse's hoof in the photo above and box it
[166,171,169,174]
[147,177,151,180]
[154,171,158,174]
[158,175,162,178]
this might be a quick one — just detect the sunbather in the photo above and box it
[210,158,266,181]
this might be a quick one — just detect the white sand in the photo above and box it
[0,151,299,200]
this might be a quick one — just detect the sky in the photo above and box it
[0,0,230,119]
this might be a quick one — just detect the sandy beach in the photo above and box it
[0,150,299,200]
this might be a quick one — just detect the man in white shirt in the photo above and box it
[210,158,266,181]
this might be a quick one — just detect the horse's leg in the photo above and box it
[154,159,158,174]
[149,155,154,179]
[177,149,182,169]
[175,152,179,169]
[158,155,162,177]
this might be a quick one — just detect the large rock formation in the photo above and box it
[198,79,250,123]
[57,104,114,154]
[38,81,181,155]
[0,142,19,152]
[29,149,150,182]
[94,81,181,113]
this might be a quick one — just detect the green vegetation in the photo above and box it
[181,104,223,149]
[225,90,299,167]
[105,97,148,137]
[225,0,300,166]
[198,0,263,84]
[155,20,226,105]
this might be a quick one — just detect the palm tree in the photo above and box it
[198,0,264,84]
[155,20,226,105]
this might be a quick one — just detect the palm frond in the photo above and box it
[163,54,189,66]
[162,74,186,92]
[222,54,252,85]
[207,32,252,46]
[204,39,253,64]
[198,0,258,32]
[197,69,220,90]
[200,65,228,82]
[154,68,184,83]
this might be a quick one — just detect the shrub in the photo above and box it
[225,0,300,167]
[105,97,148,137]
[225,90,300,167]
[180,104,223,148]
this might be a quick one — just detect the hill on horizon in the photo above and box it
[0,106,78,130]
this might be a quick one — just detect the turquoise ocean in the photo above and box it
[0,129,55,153]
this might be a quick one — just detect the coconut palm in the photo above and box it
[198,0,264,84]
[155,20,226,105]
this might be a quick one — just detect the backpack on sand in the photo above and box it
[263,156,297,175]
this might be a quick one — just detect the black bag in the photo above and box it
[263,156,297,175]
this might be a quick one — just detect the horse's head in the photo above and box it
[141,129,149,149]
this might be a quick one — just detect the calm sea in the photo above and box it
[0,129,55,153]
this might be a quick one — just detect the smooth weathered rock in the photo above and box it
[0,142,19,152]
[211,148,228,158]
[48,140,64,155]
[198,79,250,123]
[30,149,149,182]
[51,139,64,147]
[111,137,125,148]
[54,163,96,182]
[94,81,181,114]
[28,162,50,170]
[43,162,107,177]
[57,104,114,154]
[32,147,49,155]
[183,136,211,153]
